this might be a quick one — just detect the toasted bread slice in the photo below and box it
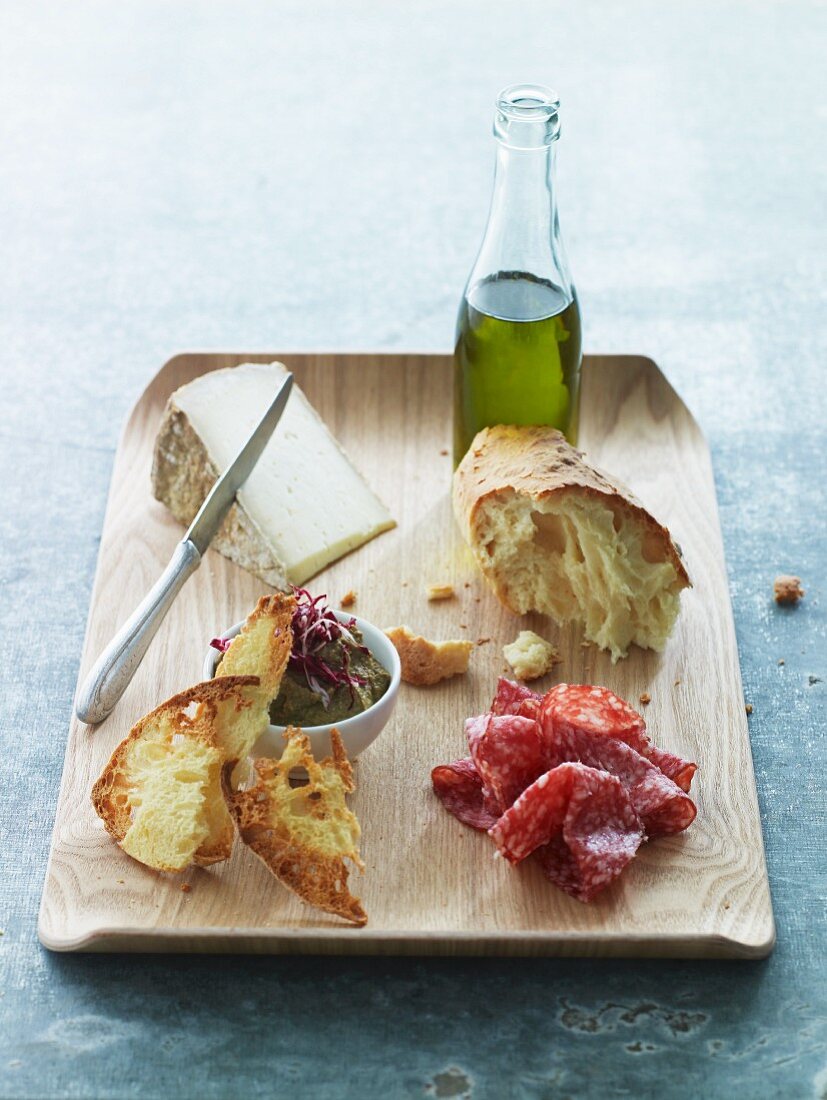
[222,728,367,926]
[92,677,260,873]
[195,592,295,863]
[92,594,296,872]
[216,592,295,708]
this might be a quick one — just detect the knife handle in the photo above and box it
[75,540,202,726]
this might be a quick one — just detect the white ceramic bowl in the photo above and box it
[202,609,401,760]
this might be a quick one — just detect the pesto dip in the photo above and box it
[269,627,390,727]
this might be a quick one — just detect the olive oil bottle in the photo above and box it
[454,85,582,464]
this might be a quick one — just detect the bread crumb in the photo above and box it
[385,626,474,686]
[674,679,681,686]
[426,583,455,601]
[774,575,804,604]
[464,582,471,588]
[778,659,785,666]
[639,692,651,705]
[440,448,448,456]
[745,703,753,714]
[477,637,492,646]
[181,883,191,893]
[724,902,731,910]
[503,630,560,681]
[340,590,357,608]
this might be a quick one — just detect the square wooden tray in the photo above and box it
[38,352,774,957]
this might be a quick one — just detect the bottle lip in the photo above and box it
[495,83,561,148]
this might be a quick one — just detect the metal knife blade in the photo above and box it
[186,371,293,554]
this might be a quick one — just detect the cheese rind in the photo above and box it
[152,362,395,587]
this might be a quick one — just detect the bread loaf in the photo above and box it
[453,425,690,661]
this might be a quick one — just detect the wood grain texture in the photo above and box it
[38,352,774,957]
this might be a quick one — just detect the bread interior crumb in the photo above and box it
[476,492,683,661]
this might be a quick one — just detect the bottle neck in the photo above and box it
[483,141,560,275]
[465,84,574,312]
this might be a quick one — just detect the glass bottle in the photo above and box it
[453,84,582,464]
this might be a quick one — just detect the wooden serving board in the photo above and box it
[39,353,774,957]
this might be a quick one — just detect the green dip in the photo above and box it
[269,628,390,727]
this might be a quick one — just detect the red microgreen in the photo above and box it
[288,586,368,710]
[209,636,232,653]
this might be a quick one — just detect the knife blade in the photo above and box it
[75,371,294,725]
[185,371,293,554]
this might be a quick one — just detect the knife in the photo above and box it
[75,371,294,725]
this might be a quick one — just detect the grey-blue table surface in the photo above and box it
[1,1,824,1097]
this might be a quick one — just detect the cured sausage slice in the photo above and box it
[430,758,499,832]
[490,678,542,720]
[543,683,650,755]
[466,713,545,814]
[647,747,697,793]
[542,684,697,795]
[488,762,644,901]
[539,767,644,901]
[542,722,696,837]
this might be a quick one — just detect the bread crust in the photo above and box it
[151,405,289,589]
[221,729,367,926]
[453,425,690,590]
[91,676,260,872]
[773,574,804,604]
[384,626,474,686]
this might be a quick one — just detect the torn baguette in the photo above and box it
[453,425,690,661]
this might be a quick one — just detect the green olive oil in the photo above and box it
[453,270,582,463]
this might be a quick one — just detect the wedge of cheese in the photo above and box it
[152,362,395,587]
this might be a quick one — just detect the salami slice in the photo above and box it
[542,722,696,837]
[542,683,698,795]
[647,748,697,793]
[540,768,645,901]
[466,713,545,814]
[489,763,577,863]
[490,678,542,720]
[542,683,651,755]
[431,758,499,832]
[489,763,644,902]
